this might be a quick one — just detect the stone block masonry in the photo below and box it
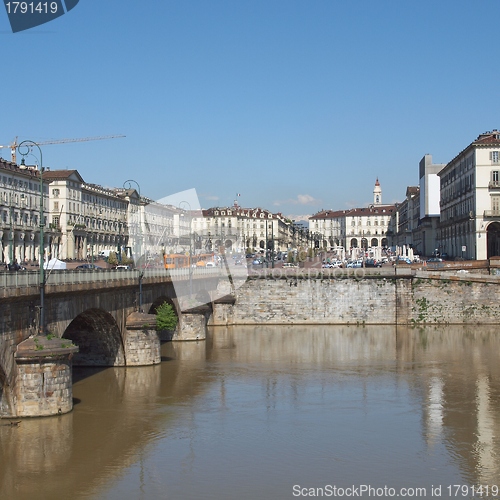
[211,272,500,325]
[14,356,75,418]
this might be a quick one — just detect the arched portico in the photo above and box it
[487,222,500,258]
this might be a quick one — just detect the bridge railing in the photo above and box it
[0,266,222,288]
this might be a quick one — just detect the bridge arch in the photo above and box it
[62,308,126,366]
[149,295,178,315]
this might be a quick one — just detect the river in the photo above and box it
[1,325,499,499]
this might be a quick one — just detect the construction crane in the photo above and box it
[0,134,126,163]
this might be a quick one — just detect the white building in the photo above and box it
[412,155,445,257]
[309,180,395,259]
[192,203,295,255]
[0,158,49,265]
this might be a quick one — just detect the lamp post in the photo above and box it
[179,201,192,298]
[123,180,143,312]
[9,191,15,266]
[267,219,275,268]
[18,140,45,335]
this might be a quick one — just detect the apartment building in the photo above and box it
[310,180,395,258]
[192,203,295,254]
[0,158,49,265]
[438,130,500,260]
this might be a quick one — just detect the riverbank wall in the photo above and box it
[211,269,500,325]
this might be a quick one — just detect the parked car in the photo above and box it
[75,264,102,270]
[365,258,382,268]
[252,259,262,265]
[426,257,443,263]
[346,260,362,268]
[205,261,216,267]
[396,257,412,264]
[7,263,25,271]
[115,265,131,270]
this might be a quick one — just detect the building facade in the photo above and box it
[309,180,395,259]
[43,171,131,262]
[438,130,500,260]
[193,204,294,254]
[411,154,445,257]
[0,159,50,265]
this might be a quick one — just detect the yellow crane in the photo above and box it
[0,134,126,163]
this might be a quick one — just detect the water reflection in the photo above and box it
[0,325,499,499]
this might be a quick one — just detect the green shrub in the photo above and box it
[156,302,178,331]
[107,251,118,266]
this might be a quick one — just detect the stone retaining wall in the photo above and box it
[211,272,500,325]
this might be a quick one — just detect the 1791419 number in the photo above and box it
[5,2,58,14]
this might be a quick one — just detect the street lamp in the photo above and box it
[123,179,144,312]
[9,191,15,266]
[18,140,45,335]
[179,201,192,298]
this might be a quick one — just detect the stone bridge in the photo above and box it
[0,267,230,419]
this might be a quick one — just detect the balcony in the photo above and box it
[489,181,500,190]
[484,210,500,218]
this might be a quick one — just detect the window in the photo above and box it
[53,201,59,211]
[493,171,500,184]
[53,189,60,197]
[492,196,500,213]
[492,151,500,164]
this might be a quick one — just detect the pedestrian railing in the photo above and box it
[0,266,222,289]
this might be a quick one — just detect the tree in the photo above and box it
[156,302,178,331]
[107,251,118,266]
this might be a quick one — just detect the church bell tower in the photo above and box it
[373,178,382,205]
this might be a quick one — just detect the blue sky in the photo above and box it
[1,1,499,217]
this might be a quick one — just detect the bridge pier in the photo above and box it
[209,295,236,326]
[12,337,78,418]
[173,307,210,341]
[124,313,161,366]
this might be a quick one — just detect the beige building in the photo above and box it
[438,130,500,260]
[390,186,420,252]
[43,171,130,261]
